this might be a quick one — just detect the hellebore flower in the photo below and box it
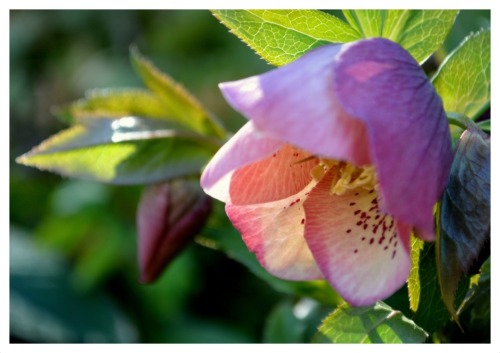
[200,38,452,306]
[137,180,212,283]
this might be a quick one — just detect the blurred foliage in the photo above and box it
[10,10,490,343]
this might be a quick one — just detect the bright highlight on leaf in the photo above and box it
[16,116,216,184]
[130,46,226,138]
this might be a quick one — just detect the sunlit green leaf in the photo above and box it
[408,242,451,332]
[437,126,490,319]
[314,302,428,343]
[16,116,217,185]
[197,203,343,306]
[408,236,425,312]
[54,88,170,124]
[130,47,225,138]
[212,10,360,67]
[343,10,458,63]
[433,29,490,119]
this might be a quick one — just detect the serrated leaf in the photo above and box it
[433,29,490,119]
[437,126,490,319]
[314,302,428,343]
[343,10,458,63]
[130,47,225,138]
[16,116,217,185]
[212,10,360,67]
[197,203,343,306]
[54,88,170,124]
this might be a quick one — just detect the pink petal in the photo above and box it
[200,121,284,203]
[303,170,411,306]
[219,45,371,166]
[334,38,452,236]
[229,144,318,205]
[226,182,323,281]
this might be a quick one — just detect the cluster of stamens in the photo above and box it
[310,159,376,195]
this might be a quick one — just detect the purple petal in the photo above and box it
[219,45,372,166]
[334,38,452,235]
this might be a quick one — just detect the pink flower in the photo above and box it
[200,38,451,306]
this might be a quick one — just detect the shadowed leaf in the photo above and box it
[437,126,490,319]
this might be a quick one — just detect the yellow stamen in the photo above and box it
[310,159,376,195]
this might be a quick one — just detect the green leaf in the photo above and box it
[130,47,226,138]
[407,241,451,332]
[455,258,490,342]
[437,126,490,319]
[343,10,458,63]
[433,29,490,119]
[314,302,428,343]
[477,120,490,133]
[197,203,343,306]
[54,88,171,124]
[16,116,217,185]
[212,10,360,67]
[408,236,425,312]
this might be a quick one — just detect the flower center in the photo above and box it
[311,159,376,195]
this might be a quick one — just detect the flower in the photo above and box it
[200,38,452,306]
[137,180,212,283]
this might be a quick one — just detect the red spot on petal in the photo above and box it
[346,229,352,234]
[354,210,361,215]
[392,250,397,259]
[369,238,374,245]
[363,224,368,230]
[361,237,366,241]
[349,202,356,206]
[356,220,363,226]
[354,249,358,254]
[301,218,305,224]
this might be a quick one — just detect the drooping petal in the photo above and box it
[303,170,411,306]
[219,45,372,166]
[200,121,283,203]
[226,181,323,280]
[333,38,452,236]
